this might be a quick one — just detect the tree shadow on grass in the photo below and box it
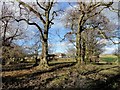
[3,75,61,90]
[87,73,120,90]
[2,63,34,71]
[2,64,120,90]
[2,62,76,90]
[2,62,76,83]
[81,65,120,76]
[80,65,120,90]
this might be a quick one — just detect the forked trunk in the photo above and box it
[76,25,83,65]
[76,13,85,65]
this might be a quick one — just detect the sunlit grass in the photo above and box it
[48,58,76,65]
[100,54,118,62]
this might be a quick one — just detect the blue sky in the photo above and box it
[15,2,119,55]
[49,2,119,54]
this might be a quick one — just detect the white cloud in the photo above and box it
[97,39,108,44]
[103,45,118,54]
[51,41,73,47]
[49,41,74,53]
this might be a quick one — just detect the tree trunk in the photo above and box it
[76,13,85,66]
[39,10,49,68]
[39,39,49,68]
[82,38,86,64]
[76,26,82,65]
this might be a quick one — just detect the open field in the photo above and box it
[2,61,120,90]
[1,55,120,89]
[48,58,77,65]
[1,1,119,90]
[100,55,119,63]
[49,55,119,65]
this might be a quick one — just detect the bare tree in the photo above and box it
[82,29,106,63]
[66,46,76,58]
[63,1,118,65]
[13,0,57,67]
[0,2,25,65]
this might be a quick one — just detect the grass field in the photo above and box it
[100,54,118,63]
[49,55,119,64]
[48,58,76,65]
[48,55,119,65]
[2,55,120,89]
[2,64,120,89]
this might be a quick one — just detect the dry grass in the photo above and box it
[2,62,120,89]
[49,58,76,64]
[2,66,37,77]
[100,54,117,58]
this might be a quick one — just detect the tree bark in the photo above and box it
[40,40,48,67]
[82,38,86,64]
[39,10,49,67]
[76,25,83,65]
[75,11,85,65]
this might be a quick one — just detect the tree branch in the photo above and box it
[17,0,46,24]
[14,18,44,41]
[36,0,46,11]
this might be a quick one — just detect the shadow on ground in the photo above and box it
[2,63,34,71]
[2,64,120,90]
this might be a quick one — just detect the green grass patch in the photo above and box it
[100,55,118,62]
[100,57,117,62]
